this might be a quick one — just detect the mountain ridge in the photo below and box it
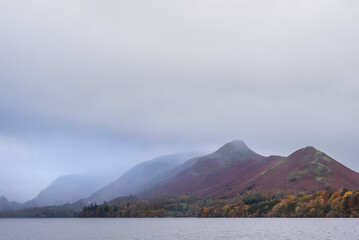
[1,140,359,215]
[139,141,359,198]
[80,152,201,204]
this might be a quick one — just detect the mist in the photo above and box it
[0,0,359,201]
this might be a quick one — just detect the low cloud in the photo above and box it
[0,0,358,201]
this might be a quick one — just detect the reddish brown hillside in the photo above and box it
[249,146,359,191]
[140,141,359,198]
[140,140,282,198]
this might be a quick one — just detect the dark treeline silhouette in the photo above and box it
[0,204,77,218]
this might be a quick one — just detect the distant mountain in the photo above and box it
[2,140,359,217]
[140,140,359,198]
[82,153,200,204]
[0,196,21,211]
[23,171,118,208]
[3,140,358,215]
[139,140,276,197]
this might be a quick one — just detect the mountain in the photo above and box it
[139,140,280,197]
[140,140,359,198]
[82,153,200,204]
[3,140,358,214]
[246,146,359,191]
[23,171,118,208]
[0,196,21,211]
[2,140,359,217]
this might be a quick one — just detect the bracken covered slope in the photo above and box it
[248,146,359,191]
[140,140,359,198]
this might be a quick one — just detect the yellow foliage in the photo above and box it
[343,191,353,198]
[222,204,230,211]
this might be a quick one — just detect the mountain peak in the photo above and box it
[302,146,317,151]
[216,140,248,152]
[296,146,327,157]
[0,196,8,201]
[224,139,247,147]
[286,146,326,162]
[212,140,260,159]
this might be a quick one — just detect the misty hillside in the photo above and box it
[140,140,359,198]
[0,196,21,211]
[139,140,274,198]
[82,153,200,204]
[2,140,359,218]
[2,140,359,215]
[23,171,119,208]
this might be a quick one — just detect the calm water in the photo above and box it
[0,218,358,240]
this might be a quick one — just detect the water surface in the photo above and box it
[0,218,358,240]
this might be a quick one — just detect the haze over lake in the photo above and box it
[1,0,358,239]
[1,0,359,202]
[0,218,358,240]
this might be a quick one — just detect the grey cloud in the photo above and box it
[0,0,359,201]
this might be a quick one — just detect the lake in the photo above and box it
[0,218,358,240]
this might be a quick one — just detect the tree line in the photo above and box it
[79,189,359,218]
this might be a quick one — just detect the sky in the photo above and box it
[0,0,359,202]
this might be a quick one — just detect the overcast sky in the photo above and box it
[1,0,359,202]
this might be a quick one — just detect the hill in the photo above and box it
[247,146,359,191]
[81,153,200,204]
[0,196,21,211]
[23,171,118,208]
[141,140,359,198]
[2,140,359,218]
